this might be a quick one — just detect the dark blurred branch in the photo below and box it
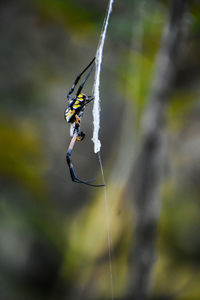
[127,1,190,299]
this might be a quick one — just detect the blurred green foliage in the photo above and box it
[0,119,46,197]
[0,0,200,299]
[33,0,98,37]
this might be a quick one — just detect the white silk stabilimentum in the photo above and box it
[92,0,114,153]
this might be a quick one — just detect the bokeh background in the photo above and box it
[0,0,200,299]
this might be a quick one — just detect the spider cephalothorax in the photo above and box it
[65,57,104,187]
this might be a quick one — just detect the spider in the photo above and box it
[65,57,104,187]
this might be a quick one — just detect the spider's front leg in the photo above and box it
[67,57,95,100]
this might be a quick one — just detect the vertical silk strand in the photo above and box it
[92,0,114,153]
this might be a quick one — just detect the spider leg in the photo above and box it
[75,62,95,97]
[66,134,105,187]
[67,57,95,100]
[85,96,94,105]
[76,96,94,114]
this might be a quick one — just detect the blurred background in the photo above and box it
[0,0,200,299]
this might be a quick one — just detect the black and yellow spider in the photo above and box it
[65,57,104,187]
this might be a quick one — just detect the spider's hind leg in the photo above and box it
[74,116,85,141]
[66,149,81,183]
[77,131,85,141]
[66,150,103,186]
[66,134,105,187]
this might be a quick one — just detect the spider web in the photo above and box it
[92,0,114,153]
[92,1,115,300]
